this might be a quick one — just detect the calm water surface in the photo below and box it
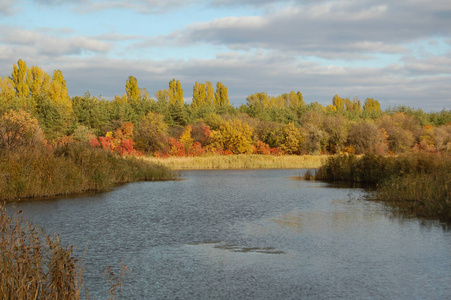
[7,169,451,299]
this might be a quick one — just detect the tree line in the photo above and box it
[1,59,450,157]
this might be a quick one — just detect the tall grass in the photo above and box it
[0,204,130,299]
[315,153,451,223]
[144,154,325,170]
[0,143,177,201]
[0,204,84,299]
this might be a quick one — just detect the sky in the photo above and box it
[0,0,450,111]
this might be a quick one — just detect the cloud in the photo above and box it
[151,0,450,60]
[37,0,200,14]
[0,26,113,57]
[0,0,15,15]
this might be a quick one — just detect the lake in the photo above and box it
[7,169,451,299]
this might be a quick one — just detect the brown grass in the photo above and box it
[0,204,84,299]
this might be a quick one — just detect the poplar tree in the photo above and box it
[363,98,381,113]
[206,81,214,106]
[47,70,73,118]
[215,82,229,106]
[126,76,139,101]
[332,94,345,111]
[169,79,183,106]
[27,66,51,98]
[12,59,29,98]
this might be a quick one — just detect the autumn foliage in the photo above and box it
[0,59,450,160]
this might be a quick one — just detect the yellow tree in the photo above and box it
[155,89,170,103]
[214,82,229,106]
[363,98,381,114]
[168,79,184,106]
[344,97,361,112]
[0,110,44,150]
[211,119,253,154]
[125,76,139,102]
[179,125,194,149]
[332,94,345,111]
[281,122,303,154]
[12,59,29,98]
[47,70,73,119]
[0,77,15,101]
[246,92,270,107]
[206,81,214,106]
[192,82,206,109]
[27,66,51,98]
[289,91,304,109]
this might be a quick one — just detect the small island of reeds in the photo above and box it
[312,153,451,223]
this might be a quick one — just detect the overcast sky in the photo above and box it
[1,0,450,111]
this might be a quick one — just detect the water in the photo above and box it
[7,169,451,299]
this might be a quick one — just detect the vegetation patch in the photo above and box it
[315,153,451,223]
[0,143,176,202]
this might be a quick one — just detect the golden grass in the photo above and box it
[143,154,326,170]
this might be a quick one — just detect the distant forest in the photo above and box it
[1,59,450,157]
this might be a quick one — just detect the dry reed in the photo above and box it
[0,204,84,299]
[144,154,325,170]
[315,153,451,223]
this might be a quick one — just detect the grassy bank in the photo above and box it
[144,154,325,170]
[314,153,451,223]
[0,144,177,202]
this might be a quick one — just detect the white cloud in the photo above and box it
[149,0,450,60]
[0,26,113,57]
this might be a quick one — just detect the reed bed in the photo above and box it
[315,153,451,223]
[144,154,325,170]
[0,143,177,201]
[0,204,84,299]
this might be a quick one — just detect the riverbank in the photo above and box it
[0,144,177,202]
[313,153,451,223]
[144,154,325,170]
